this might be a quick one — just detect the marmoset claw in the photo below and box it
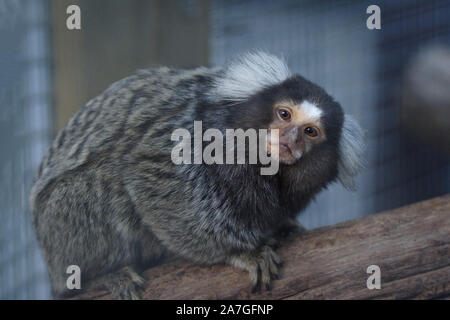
[229,245,283,292]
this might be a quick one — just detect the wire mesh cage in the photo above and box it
[0,0,449,299]
[0,0,52,299]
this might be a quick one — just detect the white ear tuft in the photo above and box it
[210,51,291,102]
[338,115,366,190]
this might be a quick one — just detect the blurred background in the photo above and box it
[0,0,449,299]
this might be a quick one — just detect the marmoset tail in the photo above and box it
[30,52,365,299]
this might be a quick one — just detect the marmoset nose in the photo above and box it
[279,126,300,145]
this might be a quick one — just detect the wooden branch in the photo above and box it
[74,194,450,300]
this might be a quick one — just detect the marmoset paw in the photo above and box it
[105,266,146,300]
[228,245,282,292]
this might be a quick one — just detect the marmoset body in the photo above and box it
[31,52,364,299]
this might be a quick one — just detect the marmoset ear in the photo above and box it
[209,51,291,103]
[337,115,366,190]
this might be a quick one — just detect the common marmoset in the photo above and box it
[30,52,364,299]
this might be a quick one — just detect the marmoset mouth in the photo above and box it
[279,143,292,156]
[268,142,298,163]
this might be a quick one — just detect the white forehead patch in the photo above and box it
[300,100,322,120]
[210,51,291,102]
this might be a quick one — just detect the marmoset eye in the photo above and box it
[278,108,292,121]
[304,126,319,137]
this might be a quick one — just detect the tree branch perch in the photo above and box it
[73,194,450,300]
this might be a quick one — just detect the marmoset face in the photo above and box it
[267,99,327,165]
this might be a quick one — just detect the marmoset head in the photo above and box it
[208,51,365,188]
[260,75,344,166]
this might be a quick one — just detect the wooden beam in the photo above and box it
[73,194,450,300]
[51,0,210,134]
